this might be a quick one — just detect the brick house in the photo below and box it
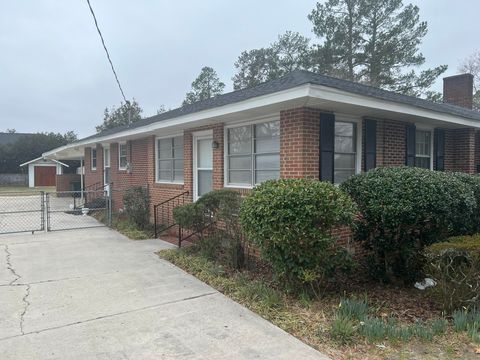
[45,71,480,234]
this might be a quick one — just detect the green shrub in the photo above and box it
[123,186,150,229]
[240,179,357,287]
[173,189,245,268]
[425,235,480,312]
[340,167,476,283]
[449,173,480,234]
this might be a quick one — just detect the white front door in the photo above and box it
[193,134,213,201]
[103,147,110,195]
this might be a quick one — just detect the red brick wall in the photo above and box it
[445,128,476,173]
[443,74,474,110]
[280,108,320,179]
[377,119,407,167]
[84,144,103,189]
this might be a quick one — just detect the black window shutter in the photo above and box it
[434,129,445,171]
[405,124,416,166]
[319,113,335,182]
[364,119,377,171]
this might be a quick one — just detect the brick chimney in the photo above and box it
[443,74,474,109]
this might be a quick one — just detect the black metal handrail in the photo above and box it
[178,219,215,248]
[153,190,189,238]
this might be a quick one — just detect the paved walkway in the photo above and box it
[0,227,328,359]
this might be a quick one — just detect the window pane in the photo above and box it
[255,154,280,170]
[173,145,183,159]
[228,126,251,154]
[120,156,127,168]
[173,136,183,147]
[334,170,355,184]
[174,170,184,181]
[334,154,355,170]
[255,170,279,184]
[335,136,355,153]
[158,170,172,181]
[335,122,354,137]
[158,159,171,170]
[119,144,127,156]
[416,131,431,156]
[255,137,280,153]
[255,121,280,138]
[229,156,251,170]
[415,156,430,169]
[229,170,251,184]
[174,159,183,172]
[197,139,213,168]
[158,139,172,159]
[198,170,213,196]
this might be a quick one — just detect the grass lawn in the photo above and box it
[158,248,480,360]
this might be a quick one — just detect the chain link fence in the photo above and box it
[46,189,111,231]
[0,191,45,235]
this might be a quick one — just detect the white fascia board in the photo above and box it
[308,85,480,128]
[43,85,311,157]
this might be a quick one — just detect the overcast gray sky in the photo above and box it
[0,0,478,138]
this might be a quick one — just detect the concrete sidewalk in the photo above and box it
[0,227,328,359]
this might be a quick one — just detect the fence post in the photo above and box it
[154,205,157,238]
[107,184,112,227]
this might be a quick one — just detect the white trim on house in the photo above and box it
[154,133,184,185]
[335,113,363,177]
[91,148,97,171]
[224,116,281,189]
[414,125,435,170]
[192,130,214,201]
[20,157,69,168]
[43,82,480,160]
[118,142,127,171]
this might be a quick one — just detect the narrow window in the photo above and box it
[157,136,184,182]
[415,130,432,169]
[119,143,128,170]
[334,121,356,184]
[91,148,97,170]
[227,120,280,187]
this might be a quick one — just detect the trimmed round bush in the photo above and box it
[340,167,476,283]
[240,179,357,286]
[123,186,150,229]
[425,235,480,313]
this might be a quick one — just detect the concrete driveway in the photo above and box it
[0,227,327,359]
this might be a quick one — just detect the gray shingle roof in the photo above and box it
[80,70,480,143]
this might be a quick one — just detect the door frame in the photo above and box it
[192,130,213,201]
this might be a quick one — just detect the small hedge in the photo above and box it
[123,186,150,229]
[425,235,480,313]
[240,179,357,287]
[449,173,480,234]
[173,189,244,267]
[340,167,476,283]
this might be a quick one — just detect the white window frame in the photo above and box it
[224,116,280,189]
[193,129,214,201]
[91,148,97,171]
[333,115,362,184]
[118,142,128,171]
[155,133,184,184]
[414,126,434,170]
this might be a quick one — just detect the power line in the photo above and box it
[86,0,128,103]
